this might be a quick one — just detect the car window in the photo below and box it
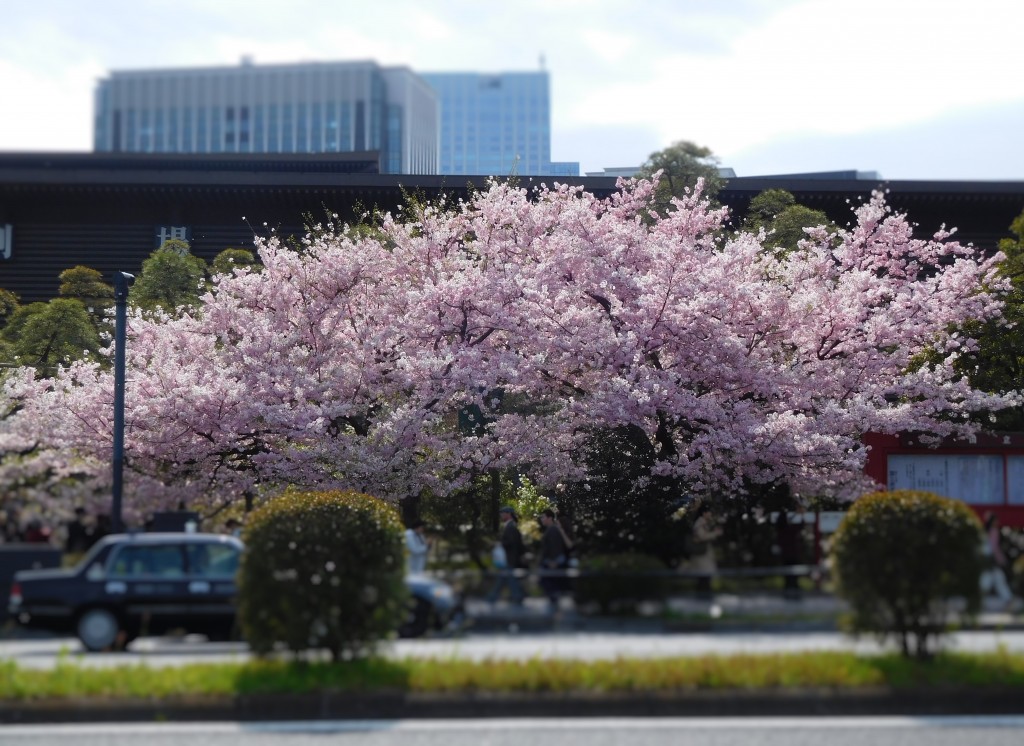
[186,543,240,578]
[109,544,186,578]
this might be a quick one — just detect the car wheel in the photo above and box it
[77,608,122,652]
[398,596,433,638]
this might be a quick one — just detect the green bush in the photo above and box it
[831,490,984,659]
[573,553,670,614]
[237,488,408,661]
[1013,554,1024,598]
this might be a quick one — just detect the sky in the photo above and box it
[1,0,1022,180]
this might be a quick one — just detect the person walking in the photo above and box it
[487,506,526,606]
[538,508,573,613]
[404,520,431,575]
[65,507,91,555]
[980,512,1015,609]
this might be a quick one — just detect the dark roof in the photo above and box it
[1,152,1022,303]
[0,151,383,176]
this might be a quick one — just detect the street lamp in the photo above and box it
[111,271,134,533]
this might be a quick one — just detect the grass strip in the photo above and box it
[2,650,1024,702]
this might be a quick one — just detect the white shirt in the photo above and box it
[405,528,429,574]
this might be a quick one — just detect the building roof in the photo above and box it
[1,152,1022,302]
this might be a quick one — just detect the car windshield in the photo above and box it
[72,539,114,573]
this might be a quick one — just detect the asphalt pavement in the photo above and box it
[461,589,1024,634]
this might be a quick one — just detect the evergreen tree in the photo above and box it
[130,239,207,313]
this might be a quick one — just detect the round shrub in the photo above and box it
[830,490,984,659]
[573,553,670,614]
[237,488,407,660]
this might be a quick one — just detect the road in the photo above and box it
[2,717,1024,746]
[4,628,1024,669]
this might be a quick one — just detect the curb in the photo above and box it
[3,688,1024,723]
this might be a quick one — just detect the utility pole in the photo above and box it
[111,271,134,533]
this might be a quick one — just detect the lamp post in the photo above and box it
[111,271,134,533]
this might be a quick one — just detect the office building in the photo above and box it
[93,60,438,174]
[422,71,578,177]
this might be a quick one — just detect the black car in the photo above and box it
[7,532,244,651]
[8,532,460,651]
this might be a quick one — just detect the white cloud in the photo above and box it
[578,28,637,65]
[1,0,1022,177]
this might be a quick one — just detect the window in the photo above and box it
[109,545,185,578]
[1007,457,1024,504]
[186,543,240,578]
[282,103,294,151]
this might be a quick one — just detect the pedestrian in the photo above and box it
[775,510,803,599]
[23,518,52,544]
[1,509,24,543]
[87,514,112,549]
[689,502,719,597]
[538,508,573,613]
[487,506,526,606]
[405,519,431,575]
[65,507,91,555]
[979,512,1015,609]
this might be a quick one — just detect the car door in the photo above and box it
[184,540,241,635]
[105,542,190,636]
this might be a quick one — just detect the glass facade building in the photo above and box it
[93,61,438,175]
[421,71,578,177]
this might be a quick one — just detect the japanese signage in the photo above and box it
[155,225,191,248]
[888,454,1005,505]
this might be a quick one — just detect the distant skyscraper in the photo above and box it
[93,60,438,174]
[421,71,579,177]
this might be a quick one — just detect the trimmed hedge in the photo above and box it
[237,488,407,661]
[831,489,984,659]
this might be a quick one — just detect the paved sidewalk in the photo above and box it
[463,591,1024,633]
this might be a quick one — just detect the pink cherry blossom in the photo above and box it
[1,177,1014,522]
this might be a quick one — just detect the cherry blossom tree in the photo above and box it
[1,175,1014,523]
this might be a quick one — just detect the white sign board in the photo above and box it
[817,511,846,534]
[888,454,1003,505]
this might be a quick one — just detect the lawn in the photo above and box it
[2,649,1023,701]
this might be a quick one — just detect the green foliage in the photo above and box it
[420,480,497,568]
[236,488,408,661]
[557,425,688,565]
[953,206,1024,427]
[746,188,797,223]
[713,482,804,568]
[130,239,207,313]
[743,189,834,253]
[419,473,553,568]
[507,477,553,546]
[635,140,724,214]
[58,266,114,314]
[831,490,984,659]
[211,248,258,277]
[1,301,45,340]
[1,298,101,374]
[573,553,670,614]
[0,288,19,328]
